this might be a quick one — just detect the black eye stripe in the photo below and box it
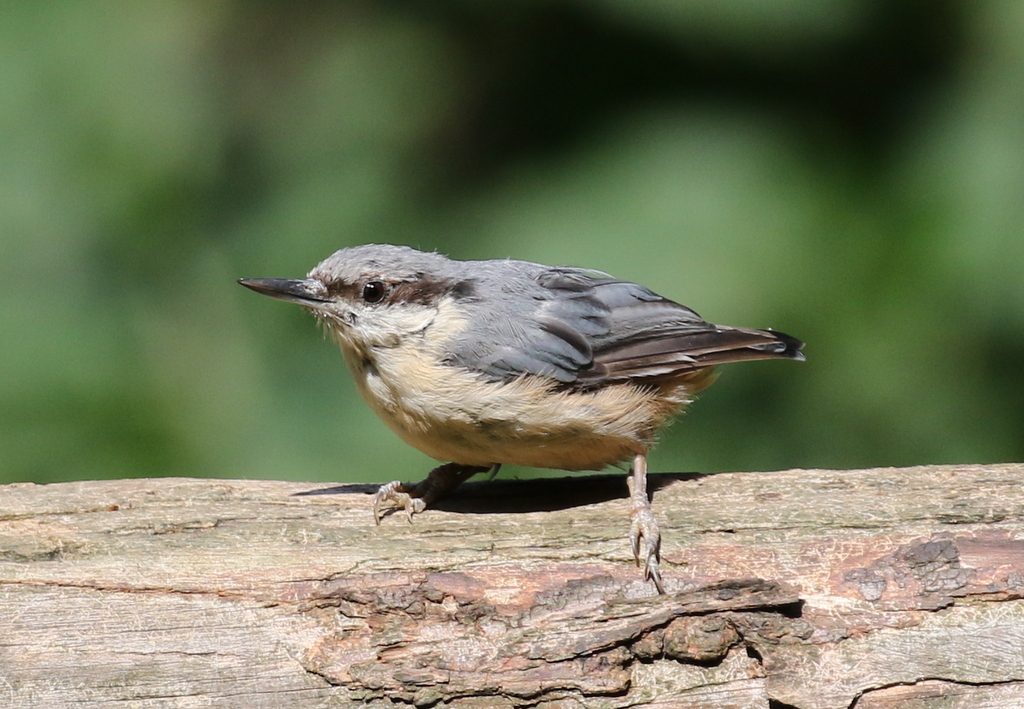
[362,280,388,303]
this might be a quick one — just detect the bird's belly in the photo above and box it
[391,420,639,470]
[349,345,692,470]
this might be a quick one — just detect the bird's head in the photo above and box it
[239,244,465,355]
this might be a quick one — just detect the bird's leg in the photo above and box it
[374,462,492,524]
[627,452,666,594]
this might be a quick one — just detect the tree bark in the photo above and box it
[2,463,1023,708]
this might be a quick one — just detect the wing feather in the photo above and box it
[445,263,804,388]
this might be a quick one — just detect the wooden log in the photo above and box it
[1,463,1023,708]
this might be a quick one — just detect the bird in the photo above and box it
[239,244,804,593]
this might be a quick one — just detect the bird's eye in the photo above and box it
[361,280,388,304]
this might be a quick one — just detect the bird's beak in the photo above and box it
[237,278,329,307]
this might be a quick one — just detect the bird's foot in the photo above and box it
[373,481,427,524]
[372,462,492,525]
[628,454,665,594]
[628,498,664,593]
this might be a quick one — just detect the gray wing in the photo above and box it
[445,265,803,388]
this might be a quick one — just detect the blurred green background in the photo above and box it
[2,0,1022,486]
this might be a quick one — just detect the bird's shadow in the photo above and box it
[292,472,706,514]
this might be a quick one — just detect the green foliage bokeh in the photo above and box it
[2,1,1022,485]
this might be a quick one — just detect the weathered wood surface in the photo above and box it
[2,464,1024,708]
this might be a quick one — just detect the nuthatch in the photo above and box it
[240,244,804,593]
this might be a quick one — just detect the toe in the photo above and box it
[629,520,643,566]
[403,496,426,523]
[373,480,406,525]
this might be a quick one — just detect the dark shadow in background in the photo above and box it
[420,0,968,186]
[293,471,705,514]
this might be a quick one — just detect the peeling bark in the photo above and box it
[1,464,1023,708]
